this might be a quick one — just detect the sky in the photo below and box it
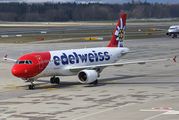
[0,0,178,4]
[54,0,178,4]
[125,0,178,4]
[86,0,178,4]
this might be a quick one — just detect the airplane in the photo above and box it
[3,13,177,90]
[166,25,179,38]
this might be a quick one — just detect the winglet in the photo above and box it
[4,55,7,60]
[173,56,177,62]
[3,55,17,61]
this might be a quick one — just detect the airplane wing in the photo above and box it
[121,50,139,56]
[121,49,154,56]
[3,55,17,61]
[70,56,177,72]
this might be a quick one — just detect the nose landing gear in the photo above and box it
[29,80,35,90]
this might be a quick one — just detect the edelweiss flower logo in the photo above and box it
[115,18,125,47]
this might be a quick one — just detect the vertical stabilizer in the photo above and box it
[107,13,127,47]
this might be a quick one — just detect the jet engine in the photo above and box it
[78,69,99,84]
[166,32,170,36]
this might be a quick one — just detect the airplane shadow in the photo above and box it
[29,74,179,90]
[99,74,179,85]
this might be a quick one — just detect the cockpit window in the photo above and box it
[15,61,19,64]
[25,60,29,64]
[28,60,33,64]
[15,60,33,64]
[19,61,25,64]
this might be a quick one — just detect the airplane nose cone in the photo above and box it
[11,65,28,78]
[11,66,22,78]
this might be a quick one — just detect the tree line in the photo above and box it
[0,1,179,21]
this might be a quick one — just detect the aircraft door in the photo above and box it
[36,55,44,69]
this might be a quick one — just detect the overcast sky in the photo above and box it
[55,0,178,4]
[123,0,178,4]
[100,0,178,4]
[2,0,178,4]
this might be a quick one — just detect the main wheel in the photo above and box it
[50,77,55,84]
[55,77,60,84]
[90,79,98,85]
[93,79,98,85]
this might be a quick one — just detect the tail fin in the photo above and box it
[107,13,127,47]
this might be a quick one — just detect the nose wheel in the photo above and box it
[29,84,35,90]
[50,77,60,84]
[29,80,35,90]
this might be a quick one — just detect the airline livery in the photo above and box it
[4,13,176,89]
[166,25,179,38]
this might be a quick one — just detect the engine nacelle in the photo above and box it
[78,69,98,84]
[166,32,170,36]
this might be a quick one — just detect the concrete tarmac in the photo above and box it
[0,37,179,120]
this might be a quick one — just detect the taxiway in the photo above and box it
[0,37,179,120]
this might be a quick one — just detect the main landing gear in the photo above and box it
[50,76,60,84]
[90,79,98,85]
[172,34,177,38]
